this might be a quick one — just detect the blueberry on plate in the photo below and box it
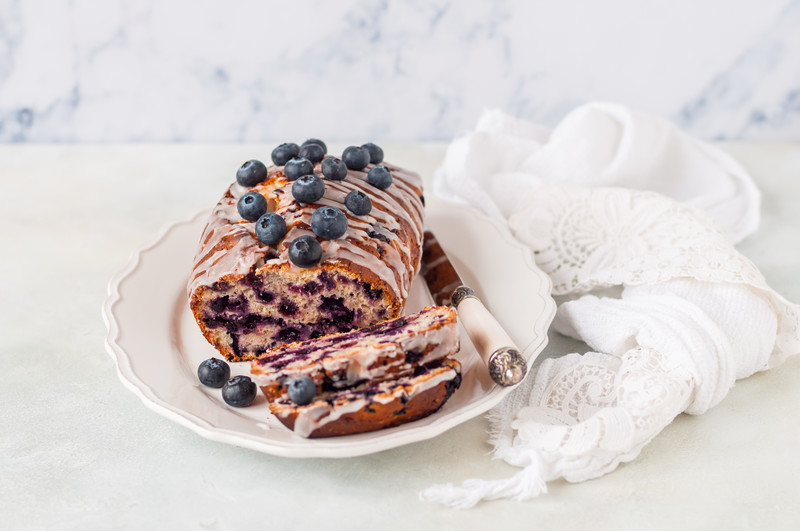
[288,235,323,268]
[222,375,257,407]
[342,146,370,171]
[236,159,268,187]
[367,165,392,190]
[284,157,314,181]
[255,212,287,245]
[292,174,325,204]
[271,143,299,166]
[361,142,384,164]
[310,205,348,239]
[321,157,348,181]
[344,190,372,216]
[237,191,268,221]
[298,143,325,164]
[301,138,327,154]
[287,376,316,406]
[197,358,230,388]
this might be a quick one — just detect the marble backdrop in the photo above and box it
[1,0,798,142]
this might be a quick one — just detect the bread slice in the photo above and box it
[250,306,461,437]
[268,358,462,438]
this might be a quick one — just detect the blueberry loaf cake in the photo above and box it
[188,140,425,361]
[251,306,462,437]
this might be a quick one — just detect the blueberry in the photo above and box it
[284,157,314,181]
[344,190,372,216]
[197,358,230,388]
[298,143,325,164]
[301,138,327,154]
[287,376,316,405]
[236,159,268,187]
[237,191,267,221]
[419,194,425,206]
[310,206,348,239]
[272,143,300,166]
[292,174,325,204]
[255,212,287,245]
[321,157,348,181]
[222,375,257,407]
[361,142,384,164]
[367,165,392,190]
[288,235,323,268]
[342,146,370,171]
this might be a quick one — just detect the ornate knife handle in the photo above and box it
[452,286,527,386]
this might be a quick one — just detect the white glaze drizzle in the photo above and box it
[188,158,424,301]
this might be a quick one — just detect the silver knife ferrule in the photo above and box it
[451,285,477,307]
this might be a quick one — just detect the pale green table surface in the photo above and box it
[2,143,799,530]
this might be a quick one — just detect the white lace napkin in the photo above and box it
[421,103,800,508]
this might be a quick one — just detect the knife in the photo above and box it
[420,229,527,386]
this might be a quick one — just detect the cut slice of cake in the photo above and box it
[268,358,462,438]
[250,306,462,437]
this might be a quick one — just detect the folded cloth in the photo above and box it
[421,104,800,508]
[434,102,760,243]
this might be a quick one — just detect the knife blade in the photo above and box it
[420,229,527,386]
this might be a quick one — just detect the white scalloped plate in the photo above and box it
[102,198,555,458]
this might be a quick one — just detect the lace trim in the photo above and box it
[505,187,798,482]
[510,186,800,358]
